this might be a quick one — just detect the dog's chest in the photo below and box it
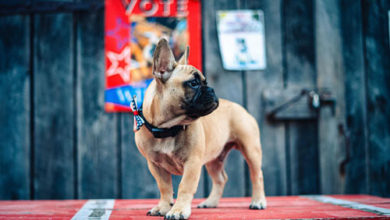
[147,138,185,175]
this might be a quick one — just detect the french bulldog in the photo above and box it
[134,38,266,220]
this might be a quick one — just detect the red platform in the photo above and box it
[0,195,389,219]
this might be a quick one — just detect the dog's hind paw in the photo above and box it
[197,199,218,208]
[249,198,267,210]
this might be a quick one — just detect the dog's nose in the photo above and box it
[206,87,219,103]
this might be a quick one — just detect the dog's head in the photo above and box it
[152,38,219,121]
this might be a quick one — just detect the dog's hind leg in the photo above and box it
[239,136,267,210]
[197,144,233,208]
[197,160,227,208]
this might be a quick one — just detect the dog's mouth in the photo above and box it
[186,100,219,118]
[183,86,219,119]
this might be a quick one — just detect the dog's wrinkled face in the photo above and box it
[152,38,219,121]
[181,71,219,119]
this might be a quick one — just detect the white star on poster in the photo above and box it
[107,46,131,83]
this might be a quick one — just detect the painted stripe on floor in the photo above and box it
[304,195,390,216]
[71,199,115,220]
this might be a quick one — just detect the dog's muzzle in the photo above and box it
[184,86,219,119]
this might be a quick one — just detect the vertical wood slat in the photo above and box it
[0,15,30,200]
[341,0,369,195]
[362,0,390,197]
[76,7,119,198]
[202,0,246,197]
[287,122,319,194]
[245,0,287,196]
[33,13,74,199]
[316,0,346,194]
[283,0,320,195]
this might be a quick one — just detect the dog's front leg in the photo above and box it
[165,158,202,220]
[146,161,173,216]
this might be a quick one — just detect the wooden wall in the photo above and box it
[0,0,389,200]
[341,0,390,196]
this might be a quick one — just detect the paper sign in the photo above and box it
[217,10,266,71]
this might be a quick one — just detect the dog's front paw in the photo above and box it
[147,202,172,216]
[249,198,267,210]
[197,198,218,208]
[164,205,191,220]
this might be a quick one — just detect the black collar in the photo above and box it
[139,110,184,138]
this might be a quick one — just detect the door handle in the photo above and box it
[265,88,336,121]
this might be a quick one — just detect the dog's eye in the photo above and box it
[188,79,200,88]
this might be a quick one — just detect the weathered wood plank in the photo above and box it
[76,8,119,198]
[203,0,245,197]
[287,121,319,194]
[33,13,74,199]
[316,0,346,194]
[362,0,390,197]
[283,0,316,88]
[245,0,287,196]
[283,0,319,195]
[0,15,30,200]
[341,0,369,194]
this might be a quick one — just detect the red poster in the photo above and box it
[105,0,202,112]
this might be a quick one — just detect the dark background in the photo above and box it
[0,0,389,200]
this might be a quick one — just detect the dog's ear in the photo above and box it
[178,46,189,65]
[152,38,176,82]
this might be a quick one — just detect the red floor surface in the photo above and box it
[0,195,389,219]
